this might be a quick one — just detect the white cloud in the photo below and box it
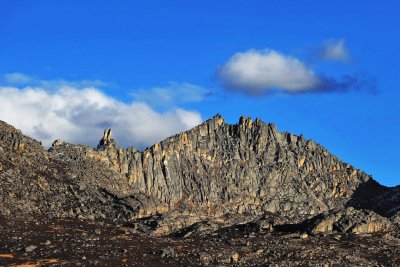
[218,49,320,94]
[0,85,203,149]
[319,39,349,62]
[131,82,210,108]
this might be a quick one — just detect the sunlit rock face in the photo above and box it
[92,114,371,221]
[0,115,398,237]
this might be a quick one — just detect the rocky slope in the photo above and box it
[0,115,399,265]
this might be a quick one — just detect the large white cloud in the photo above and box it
[218,49,320,94]
[0,85,202,149]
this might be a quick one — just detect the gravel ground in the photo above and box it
[1,215,399,266]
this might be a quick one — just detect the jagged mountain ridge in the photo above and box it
[0,115,399,234]
[2,114,400,266]
[97,114,370,217]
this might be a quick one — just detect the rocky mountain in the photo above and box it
[0,115,399,266]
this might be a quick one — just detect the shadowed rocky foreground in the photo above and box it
[1,215,400,266]
[0,115,399,266]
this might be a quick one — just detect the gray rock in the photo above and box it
[306,208,390,234]
[0,115,399,238]
[24,245,37,252]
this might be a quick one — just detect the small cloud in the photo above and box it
[218,48,376,95]
[318,73,377,94]
[131,82,211,108]
[318,38,349,62]
[218,49,319,94]
[3,73,109,90]
[0,82,203,149]
[39,79,110,90]
[4,72,34,84]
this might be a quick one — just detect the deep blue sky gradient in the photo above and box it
[0,1,399,186]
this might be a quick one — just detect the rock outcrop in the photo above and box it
[1,115,400,266]
[305,207,391,234]
[0,115,399,235]
[114,114,369,221]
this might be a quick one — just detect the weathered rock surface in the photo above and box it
[113,114,370,221]
[305,207,391,234]
[0,114,399,265]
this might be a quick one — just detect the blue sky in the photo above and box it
[0,1,399,186]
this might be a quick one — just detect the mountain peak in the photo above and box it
[0,116,399,265]
[205,113,225,124]
[1,116,399,238]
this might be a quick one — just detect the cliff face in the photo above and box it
[0,115,399,234]
[96,114,370,219]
